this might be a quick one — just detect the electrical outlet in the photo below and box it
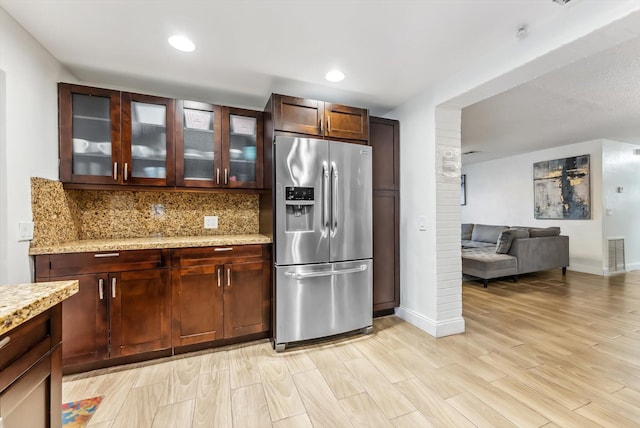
[151,204,165,217]
[18,221,34,241]
[204,216,218,229]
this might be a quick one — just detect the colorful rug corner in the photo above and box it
[62,396,103,428]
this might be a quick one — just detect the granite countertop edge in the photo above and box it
[28,234,273,255]
[0,280,79,336]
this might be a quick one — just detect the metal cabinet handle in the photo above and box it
[227,268,231,286]
[216,168,220,185]
[214,247,233,252]
[217,268,221,287]
[224,168,228,185]
[320,114,324,133]
[0,336,11,350]
[124,162,129,181]
[113,162,118,180]
[98,278,104,300]
[328,115,331,133]
[94,253,120,258]
[111,277,116,298]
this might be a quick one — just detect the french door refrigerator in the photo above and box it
[273,135,372,351]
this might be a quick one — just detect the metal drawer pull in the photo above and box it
[94,253,120,258]
[284,264,367,280]
[227,268,231,286]
[320,114,324,133]
[124,162,129,181]
[214,247,233,252]
[112,277,116,298]
[217,268,221,287]
[113,162,118,180]
[328,115,331,132]
[0,336,11,349]
[98,278,104,300]
[224,168,228,184]
[216,168,220,184]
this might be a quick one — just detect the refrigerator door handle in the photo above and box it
[283,264,367,280]
[322,162,330,230]
[331,162,338,233]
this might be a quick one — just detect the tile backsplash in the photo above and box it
[30,177,259,247]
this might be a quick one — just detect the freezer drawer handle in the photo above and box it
[284,264,367,280]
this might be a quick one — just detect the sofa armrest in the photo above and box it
[508,235,569,274]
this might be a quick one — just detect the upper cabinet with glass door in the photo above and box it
[222,107,263,189]
[121,93,175,186]
[59,84,175,187]
[176,101,222,188]
[59,84,121,184]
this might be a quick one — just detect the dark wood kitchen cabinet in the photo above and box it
[269,94,369,142]
[0,305,62,428]
[59,83,175,187]
[34,249,171,372]
[171,244,270,349]
[370,117,400,313]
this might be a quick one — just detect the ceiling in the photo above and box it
[2,1,639,163]
[1,0,575,114]
[462,33,640,164]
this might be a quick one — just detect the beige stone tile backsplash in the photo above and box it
[31,177,259,247]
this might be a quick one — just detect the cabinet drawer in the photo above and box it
[0,311,52,392]
[171,245,265,267]
[47,249,170,276]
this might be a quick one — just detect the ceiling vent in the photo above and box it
[552,0,572,4]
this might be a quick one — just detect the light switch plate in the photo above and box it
[18,221,34,241]
[204,216,218,229]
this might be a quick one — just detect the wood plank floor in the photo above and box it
[63,269,640,427]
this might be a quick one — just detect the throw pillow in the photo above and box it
[496,230,514,254]
[496,228,530,254]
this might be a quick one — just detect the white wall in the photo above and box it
[602,140,640,273]
[0,8,76,284]
[462,140,604,275]
[388,4,640,336]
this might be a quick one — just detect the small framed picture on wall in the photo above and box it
[461,174,467,206]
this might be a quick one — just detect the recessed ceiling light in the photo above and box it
[325,69,345,82]
[168,35,195,52]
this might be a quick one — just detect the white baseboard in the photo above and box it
[567,264,603,276]
[395,306,465,338]
[625,262,640,272]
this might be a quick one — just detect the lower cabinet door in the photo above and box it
[171,265,224,347]
[58,274,108,366]
[223,261,270,338]
[109,269,171,357]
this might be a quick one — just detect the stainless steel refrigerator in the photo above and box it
[273,135,372,351]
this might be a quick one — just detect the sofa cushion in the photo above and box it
[471,224,507,244]
[496,228,531,254]
[462,240,495,249]
[462,247,518,279]
[529,227,561,237]
[461,223,474,240]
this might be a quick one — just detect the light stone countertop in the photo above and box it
[28,234,272,255]
[0,280,79,335]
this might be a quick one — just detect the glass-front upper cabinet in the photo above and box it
[59,84,121,184]
[122,93,175,186]
[222,107,263,189]
[176,101,222,188]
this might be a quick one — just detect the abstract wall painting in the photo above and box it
[533,154,590,219]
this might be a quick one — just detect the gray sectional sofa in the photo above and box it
[461,223,569,287]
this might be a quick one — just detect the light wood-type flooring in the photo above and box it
[63,269,640,427]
